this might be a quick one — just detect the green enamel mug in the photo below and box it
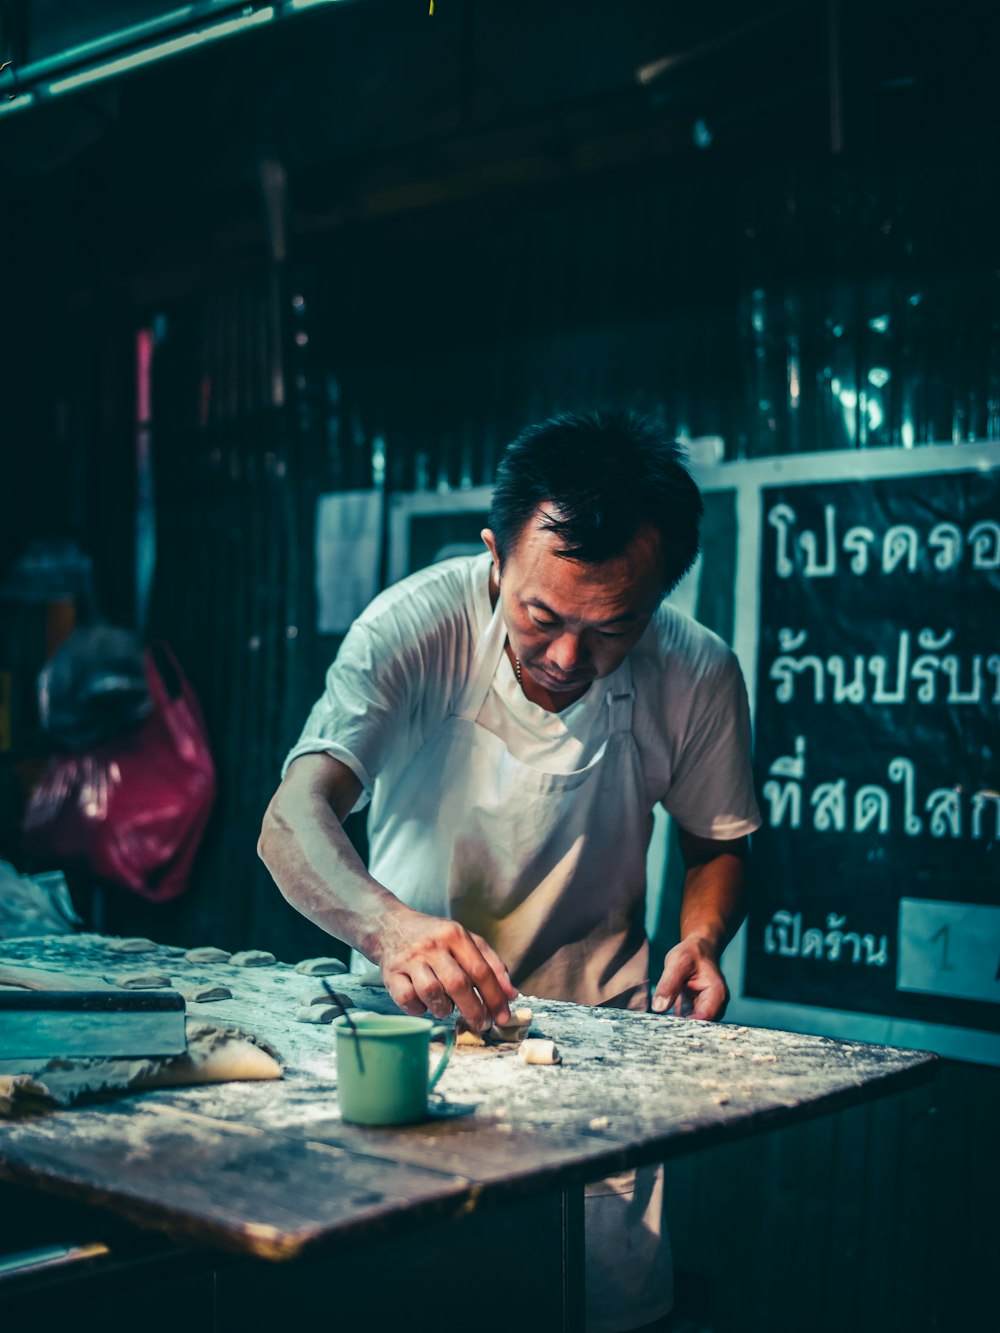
[334,1013,455,1126]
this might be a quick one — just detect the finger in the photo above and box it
[471,934,519,1002]
[428,954,490,1030]
[407,961,455,1020]
[651,954,692,1014]
[384,970,430,1018]
[690,977,729,1022]
[450,934,512,1024]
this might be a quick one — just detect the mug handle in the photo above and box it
[428,1026,455,1092]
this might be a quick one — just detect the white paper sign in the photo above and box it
[315,491,384,634]
[897,898,1000,1005]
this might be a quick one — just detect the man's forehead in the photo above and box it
[514,507,662,567]
[509,514,664,615]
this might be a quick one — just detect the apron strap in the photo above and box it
[454,599,507,719]
[606,683,635,734]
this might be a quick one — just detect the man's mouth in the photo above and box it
[533,664,591,690]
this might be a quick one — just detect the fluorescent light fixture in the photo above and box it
[285,0,340,10]
[47,6,274,96]
[0,92,34,115]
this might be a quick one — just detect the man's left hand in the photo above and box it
[651,937,730,1021]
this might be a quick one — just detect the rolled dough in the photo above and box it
[109,972,172,989]
[229,950,276,967]
[491,1006,533,1043]
[294,1005,338,1024]
[455,1027,487,1047]
[518,1038,560,1065]
[178,983,233,1003]
[184,947,232,964]
[303,991,352,1008]
[105,938,158,954]
[293,957,347,976]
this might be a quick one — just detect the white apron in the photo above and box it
[362,597,672,1331]
[366,596,652,1007]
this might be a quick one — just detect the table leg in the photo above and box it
[560,1184,585,1332]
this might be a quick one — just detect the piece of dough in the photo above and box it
[293,957,347,976]
[229,950,276,967]
[518,1038,560,1065]
[491,1006,534,1042]
[145,1024,283,1085]
[109,972,172,990]
[184,947,231,964]
[455,1027,487,1047]
[105,937,158,954]
[294,1004,338,1024]
[177,983,233,1003]
[302,991,352,1008]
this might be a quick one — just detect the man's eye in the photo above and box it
[597,630,627,639]
[530,617,559,630]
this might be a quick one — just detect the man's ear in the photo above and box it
[481,528,501,574]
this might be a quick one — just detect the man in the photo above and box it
[259,410,761,1332]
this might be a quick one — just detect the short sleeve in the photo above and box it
[280,557,483,812]
[281,618,417,813]
[661,653,762,840]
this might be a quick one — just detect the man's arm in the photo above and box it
[650,828,749,1021]
[258,752,515,1029]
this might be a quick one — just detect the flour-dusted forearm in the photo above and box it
[258,752,514,1029]
[651,830,748,1020]
[259,751,393,960]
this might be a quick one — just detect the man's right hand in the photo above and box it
[373,906,516,1031]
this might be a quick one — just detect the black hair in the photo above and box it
[488,410,703,593]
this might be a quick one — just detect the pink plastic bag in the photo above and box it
[23,643,216,903]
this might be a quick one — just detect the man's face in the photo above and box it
[482,509,664,695]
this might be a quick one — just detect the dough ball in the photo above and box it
[518,1038,560,1066]
[110,972,172,990]
[184,947,231,964]
[229,950,277,967]
[293,957,348,976]
[178,984,233,1003]
[294,1005,338,1024]
[105,937,158,954]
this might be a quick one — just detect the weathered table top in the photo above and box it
[0,934,936,1262]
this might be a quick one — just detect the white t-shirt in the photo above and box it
[285,553,761,841]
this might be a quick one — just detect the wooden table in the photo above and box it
[0,934,936,1330]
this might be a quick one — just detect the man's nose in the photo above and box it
[549,633,586,671]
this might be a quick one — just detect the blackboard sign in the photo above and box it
[744,468,1000,1042]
